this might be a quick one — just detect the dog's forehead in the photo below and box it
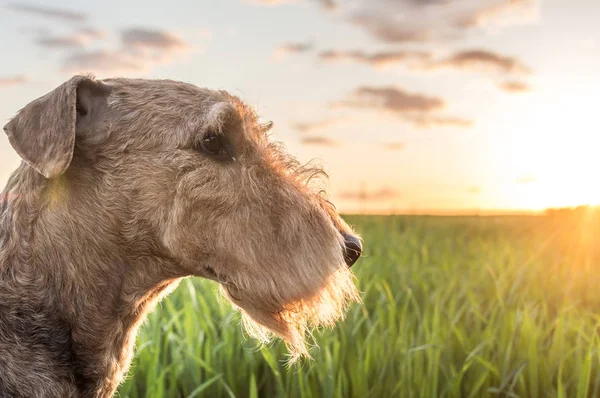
[104,78,228,111]
[103,77,262,142]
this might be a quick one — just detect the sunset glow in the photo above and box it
[0,0,598,214]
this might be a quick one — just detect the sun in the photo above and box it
[500,86,600,211]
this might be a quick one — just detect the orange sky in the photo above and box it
[0,0,599,214]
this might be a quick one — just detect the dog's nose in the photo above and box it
[342,232,362,267]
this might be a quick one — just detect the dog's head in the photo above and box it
[3,75,361,359]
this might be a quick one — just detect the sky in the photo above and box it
[0,0,599,214]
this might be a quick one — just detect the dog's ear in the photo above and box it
[3,75,111,179]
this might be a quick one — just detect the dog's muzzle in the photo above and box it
[342,232,362,267]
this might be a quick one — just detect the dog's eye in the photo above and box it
[200,134,226,156]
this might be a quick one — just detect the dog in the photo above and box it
[0,75,361,397]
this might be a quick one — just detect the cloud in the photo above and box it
[260,0,539,44]
[24,24,189,75]
[499,80,531,93]
[300,136,340,147]
[273,42,313,61]
[517,177,537,184]
[355,0,540,43]
[349,14,432,44]
[121,28,189,52]
[250,0,540,45]
[318,49,431,68]
[36,28,106,48]
[63,50,144,74]
[338,187,400,201]
[0,75,27,86]
[459,0,540,28]
[381,142,405,151]
[247,0,333,8]
[426,49,532,75]
[348,86,445,113]
[467,186,481,194]
[337,86,472,129]
[38,36,84,48]
[6,3,86,22]
[293,119,337,133]
[79,28,105,39]
[318,0,337,9]
[405,115,474,128]
[62,27,190,75]
[246,0,298,5]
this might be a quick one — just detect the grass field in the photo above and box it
[117,212,600,398]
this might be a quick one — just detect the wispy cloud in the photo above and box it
[338,187,400,201]
[343,0,540,44]
[349,14,432,44]
[381,142,405,151]
[247,0,540,43]
[273,42,313,60]
[265,2,536,100]
[347,86,445,113]
[6,3,86,22]
[467,186,482,194]
[62,27,191,75]
[300,136,340,147]
[248,0,333,8]
[337,86,472,129]
[36,28,106,48]
[405,115,474,128]
[499,80,531,93]
[122,28,189,51]
[246,0,298,5]
[63,50,145,74]
[459,0,541,28]
[318,0,336,10]
[293,119,338,133]
[0,75,27,87]
[318,49,431,68]
[425,49,532,75]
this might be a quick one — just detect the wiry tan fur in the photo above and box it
[0,75,360,398]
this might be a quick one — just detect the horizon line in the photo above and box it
[341,205,600,217]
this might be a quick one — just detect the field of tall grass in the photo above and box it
[118,211,600,397]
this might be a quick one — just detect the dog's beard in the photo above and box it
[221,259,360,363]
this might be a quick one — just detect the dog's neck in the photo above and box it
[0,165,184,398]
